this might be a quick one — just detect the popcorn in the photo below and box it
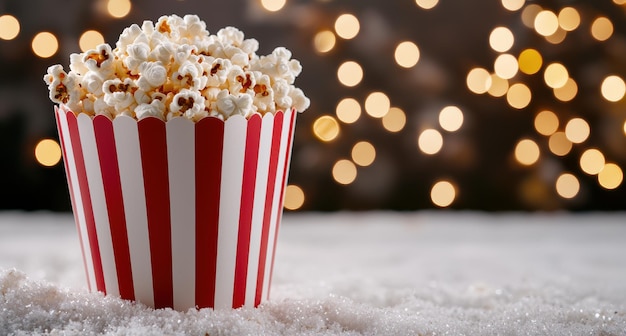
[44,14,309,122]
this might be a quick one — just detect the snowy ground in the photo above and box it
[1,211,626,335]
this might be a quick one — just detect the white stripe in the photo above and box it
[57,107,96,291]
[244,113,274,307]
[263,109,296,300]
[113,116,155,308]
[214,115,247,309]
[166,117,196,311]
[77,114,118,296]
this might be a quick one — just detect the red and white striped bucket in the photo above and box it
[54,104,297,310]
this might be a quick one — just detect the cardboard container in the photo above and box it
[54,105,297,310]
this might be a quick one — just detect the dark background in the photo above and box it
[1,0,625,212]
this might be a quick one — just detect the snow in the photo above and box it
[1,211,626,335]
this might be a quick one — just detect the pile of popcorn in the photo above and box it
[44,14,309,121]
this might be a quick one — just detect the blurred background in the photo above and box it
[1,0,625,212]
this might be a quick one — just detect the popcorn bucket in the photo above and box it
[54,104,297,310]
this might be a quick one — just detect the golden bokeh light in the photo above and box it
[565,118,590,144]
[518,48,543,75]
[351,141,376,167]
[598,163,623,189]
[31,32,59,58]
[313,115,340,142]
[556,173,580,199]
[261,0,286,12]
[336,98,361,124]
[79,30,105,52]
[431,180,456,207]
[558,7,581,31]
[494,53,519,79]
[364,92,390,118]
[543,63,569,89]
[415,0,439,10]
[614,0,626,4]
[337,61,363,87]
[489,26,515,52]
[553,78,578,102]
[521,4,543,28]
[0,15,20,40]
[534,110,559,136]
[334,13,360,39]
[506,83,532,109]
[35,139,62,167]
[534,10,559,36]
[501,0,525,11]
[332,159,357,185]
[623,121,626,135]
[313,30,336,53]
[590,16,613,42]
[284,185,305,210]
[515,139,540,166]
[107,0,132,18]
[466,67,491,94]
[548,131,572,156]
[439,105,464,132]
[382,107,407,132]
[601,75,626,102]
[580,149,605,175]
[418,129,443,155]
[394,41,420,68]
[545,27,567,45]
[487,74,509,97]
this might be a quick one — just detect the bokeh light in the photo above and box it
[364,92,390,118]
[558,7,581,31]
[34,139,62,167]
[534,110,559,136]
[313,30,336,53]
[439,106,464,132]
[489,27,514,52]
[556,173,580,199]
[382,107,407,132]
[580,149,605,175]
[494,53,518,79]
[31,32,59,58]
[501,0,525,12]
[515,139,540,166]
[565,118,590,144]
[518,48,543,75]
[590,16,613,41]
[261,0,286,12]
[548,131,572,156]
[0,15,20,40]
[415,0,439,10]
[522,4,543,29]
[534,10,559,36]
[284,185,305,210]
[337,61,363,87]
[487,74,509,97]
[336,98,361,124]
[334,13,360,39]
[544,63,569,89]
[79,30,105,52]
[545,27,567,45]
[467,67,491,94]
[332,159,357,185]
[601,75,626,102]
[506,83,532,109]
[598,163,623,189]
[430,180,456,207]
[418,129,443,155]
[107,0,132,18]
[553,78,578,102]
[394,41,420,68]
[351,141,376,167]
[313,115,340,142]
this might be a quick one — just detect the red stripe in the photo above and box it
[194,117,224,309]
[267,110,297,300]
[66,112,106,292]
[55,108,91,291]
[232,114,262,308]
[137,117,173,309]
[93,116,135,301]
[255,111,284,306]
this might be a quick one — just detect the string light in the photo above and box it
[501,0,525,12]
[351,141,376,167]
[590,16,613,41]
[332,159,357,185]
[558,7,581,31]
[394,41,420,68]
[518,48,542,75]
[313,30,336,53]
[521,4,543,29]
[337,61,363,87]
[34,139,62,167]
[107,0,131,18]
[466,67,491,94]
[313,115,340,142]
[494,53,518,79]
[31,32,58,58]
[415,0,439,10]
[543,63,569,89]
[545,27,567,44]
[506,83,532,109]
[336,98,361,124]
[382,107,406,132]
[564,118,590,144]
[260,0,286,12]
[364,92,390,118]
[580,149,605,175]
[601,75,625,102]
[598,163,623,189]
[534,10,559,36]
[334,14,360,39]
[418,129,443,155]
[548,131,572,156]
[430,180,456,207]
[556,173,579,199]
[0,15,20,40]
[514,139,540,166]
[284,185,305,210]
[439,106,464,132]
[79,30,105,52]
[489,27,514,52]
[534,110,559,136]
[487,74,509,97]
[553,78,578,102]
